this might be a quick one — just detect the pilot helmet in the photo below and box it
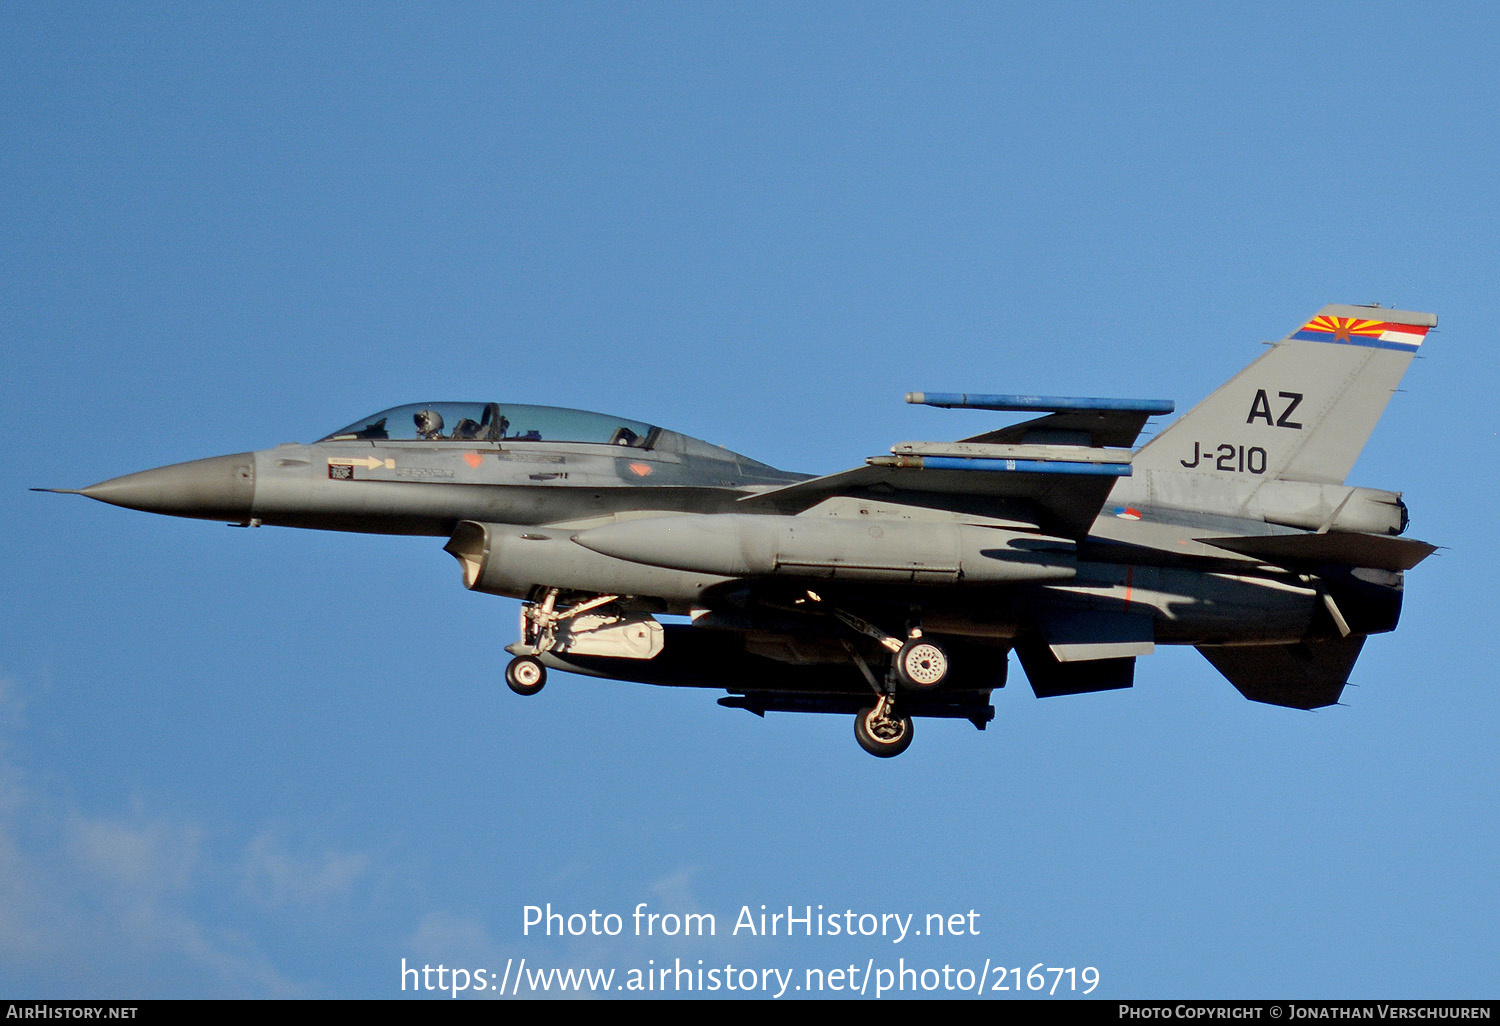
[414,409,444,436]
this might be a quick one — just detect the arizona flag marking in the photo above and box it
[1292,315,1429,350]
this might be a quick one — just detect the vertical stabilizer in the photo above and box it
[1134,306,1434,486]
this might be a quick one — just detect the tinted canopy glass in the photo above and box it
[320,403,656,447]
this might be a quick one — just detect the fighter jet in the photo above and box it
[40,305,1437,757]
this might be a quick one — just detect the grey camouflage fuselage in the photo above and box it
[43,305,1435,756]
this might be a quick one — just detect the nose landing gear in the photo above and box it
[504,587,664,698]
[505,655,547,696]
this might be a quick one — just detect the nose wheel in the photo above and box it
[505,656,547,696]
[506,588,627,698]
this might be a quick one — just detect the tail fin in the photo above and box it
[1134,305,1435,486]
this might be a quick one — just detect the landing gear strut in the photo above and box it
[502,588,583,698]
[518,588,621,656]
[505,587,668,696]
[503,588,629,698]
[806,591,951,693]
[811,593,940,758]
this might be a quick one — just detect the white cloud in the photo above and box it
[408,910,510,968]
[0,672,371,995]
[66,814,203,895]
[240,830,370,909]
[649,865,703,912]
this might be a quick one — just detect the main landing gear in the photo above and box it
[893,638,948,692]
[805,591,949,758]
[854,695,914,758]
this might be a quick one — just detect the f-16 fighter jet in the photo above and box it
[42,305,1436,757]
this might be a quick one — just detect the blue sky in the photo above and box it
[3,2,1498,999]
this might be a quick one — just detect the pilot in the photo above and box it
[414,409,445,439]
[478,403,509,441]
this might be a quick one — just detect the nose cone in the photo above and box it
[79,452,256,521]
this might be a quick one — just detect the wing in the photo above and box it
[734,461,1118,537]
[909,392,1171,449]
[738,394,1173,537]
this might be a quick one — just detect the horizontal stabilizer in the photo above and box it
[1197,532,1436,571]
[1198,636,1366,709]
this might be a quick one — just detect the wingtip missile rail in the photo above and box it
[905,393,1175,414]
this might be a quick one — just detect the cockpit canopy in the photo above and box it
[321,402,656,448]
